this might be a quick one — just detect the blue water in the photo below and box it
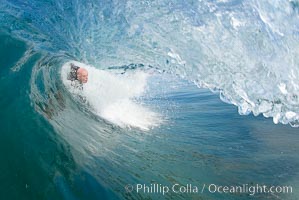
[1,0,299,199]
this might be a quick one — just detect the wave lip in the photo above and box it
[4,0,299,128]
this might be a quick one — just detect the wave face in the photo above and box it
[1,0,299,127]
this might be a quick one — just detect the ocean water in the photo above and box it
[1,0,299,199]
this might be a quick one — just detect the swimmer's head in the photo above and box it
[77,68,88,83]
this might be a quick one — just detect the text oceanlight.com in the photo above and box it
[124,183,293,196]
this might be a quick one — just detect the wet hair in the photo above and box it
[67,63,80,81]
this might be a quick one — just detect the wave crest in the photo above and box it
[3,0,299,127]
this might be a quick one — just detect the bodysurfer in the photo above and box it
[67,63,89,84]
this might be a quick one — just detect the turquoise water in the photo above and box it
[1,0,299,199]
